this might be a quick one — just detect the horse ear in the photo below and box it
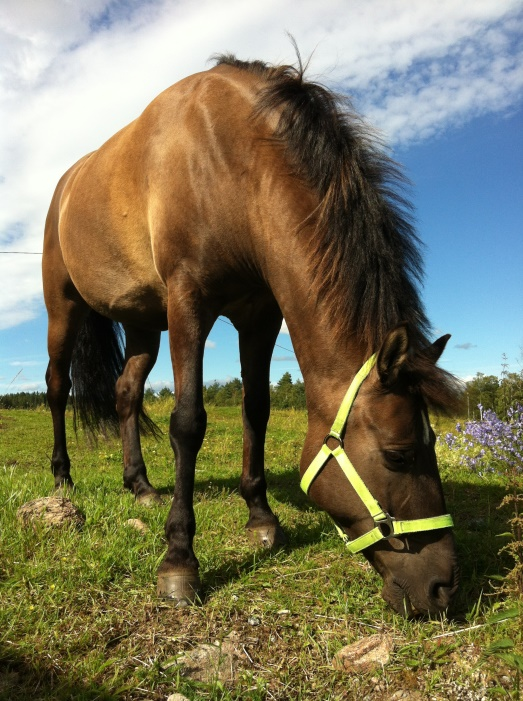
[422,334,451,364]
[376,324,410,387]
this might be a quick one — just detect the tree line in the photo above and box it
[464,370,523,419]
[143,372,307,409]
[1,369,521,415]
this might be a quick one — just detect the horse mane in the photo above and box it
[214,53,462,412]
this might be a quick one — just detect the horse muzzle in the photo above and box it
[381,563,460,617]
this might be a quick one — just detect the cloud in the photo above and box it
[273,356,297,362]
[146,379,174,392]
[205,340,217,349]
[5,381,43,392]
[455,342,478,350]
[1,0,522,331]
[9,360,44,366]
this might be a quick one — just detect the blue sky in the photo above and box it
[0,0,522,394]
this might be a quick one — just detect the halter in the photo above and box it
[300,354,454,553]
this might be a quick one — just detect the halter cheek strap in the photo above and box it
[300,354,454,554]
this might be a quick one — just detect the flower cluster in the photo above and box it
[444,403,523,476]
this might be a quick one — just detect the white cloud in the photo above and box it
[0,0,521,331]
[205,340,217,349]
[9,360,44,366]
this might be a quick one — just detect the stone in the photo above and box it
[333,634,394,674]
[17,497,85,529]
[166,695,191,701]
[176,638,238,683]
[125,518,149,533]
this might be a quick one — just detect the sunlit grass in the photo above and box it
[0,405,521,700]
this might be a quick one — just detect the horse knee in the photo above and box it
[169,405,207,453]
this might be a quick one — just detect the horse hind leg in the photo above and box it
[45,296,88,490]
[116,326,162,505]
[237,303,288,549]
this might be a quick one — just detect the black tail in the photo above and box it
[70,311,159,439]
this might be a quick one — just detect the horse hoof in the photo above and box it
[136,491,164,506]
[54,479,75,493]
[157,570,202,606]
[247,524,288,549]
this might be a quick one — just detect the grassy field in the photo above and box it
[0,404,521,700]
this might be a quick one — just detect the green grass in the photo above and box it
[0,406,521,700]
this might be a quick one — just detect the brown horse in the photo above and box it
[43,54,461,616]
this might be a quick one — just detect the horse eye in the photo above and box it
[384,450,415,470]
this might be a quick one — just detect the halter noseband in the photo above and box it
[300,354,454,553]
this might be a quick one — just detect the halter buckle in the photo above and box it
[375,513,396,539]
[323,431,344,450]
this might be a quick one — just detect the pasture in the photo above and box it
[0,403,520,700]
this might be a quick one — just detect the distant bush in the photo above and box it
[0,391,48,409]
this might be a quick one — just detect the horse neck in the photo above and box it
[261,222,368,461]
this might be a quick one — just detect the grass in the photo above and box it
[0,405,521,700]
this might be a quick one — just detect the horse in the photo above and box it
[42,54,462,616]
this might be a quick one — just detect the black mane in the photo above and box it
[214,54,461,411]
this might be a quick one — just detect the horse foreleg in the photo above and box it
[157,286,213,605]
[116,326,161,504]
[237,304,287,549]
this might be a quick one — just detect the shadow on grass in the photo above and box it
[157,465,310,509]
[180,469,512,616]
[0,653,118,701]
[444,477,513,617]
[100,461,512,618]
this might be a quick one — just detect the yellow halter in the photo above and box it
[300,354,454,553]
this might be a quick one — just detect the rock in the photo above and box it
[176,638,238,683]
[125,518,149,533]
[333,634,394,674]
[17,497,85,529]
[166,695,191,701]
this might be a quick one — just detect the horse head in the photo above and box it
[302,325,460,616]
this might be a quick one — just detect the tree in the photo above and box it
[214,378,243,406]
[144,388,156,403]
[270,372,306,409]
[465,373,499,418]
[158,386,174,402]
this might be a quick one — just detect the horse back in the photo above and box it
[51,64,291,326]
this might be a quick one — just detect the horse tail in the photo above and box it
[70,310,159,439]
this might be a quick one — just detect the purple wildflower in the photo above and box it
[445,403,523,476]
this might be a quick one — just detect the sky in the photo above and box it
[0,0,522,394]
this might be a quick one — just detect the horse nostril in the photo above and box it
[429,580,453,609]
